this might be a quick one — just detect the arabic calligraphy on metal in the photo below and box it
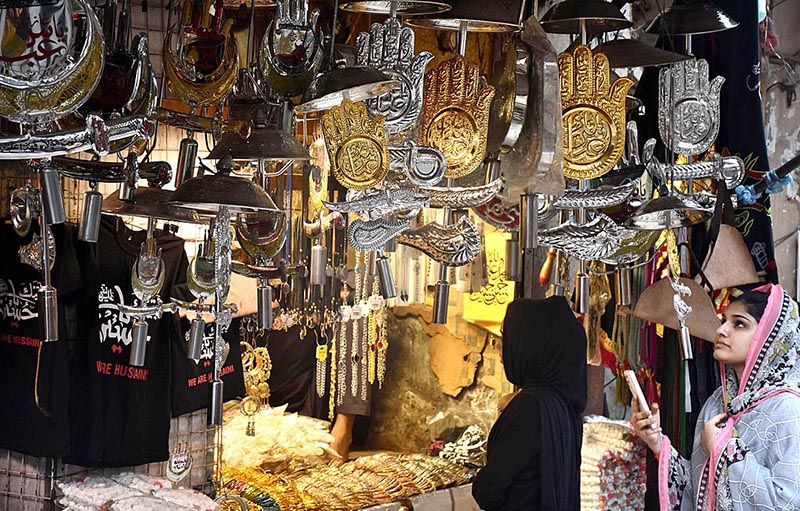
[0,0,105,124]
[356,17,432,136]
[421,56,495,179]
[559,45,633,179]
[321,98,389,190]
[659,58,724,156]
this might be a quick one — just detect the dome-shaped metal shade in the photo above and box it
[295,66,396,114]
[645,2,738,36]
[540,0,632,34]
[207,129,310,161]
[340,1,450,15]
[102,188,204,224]
[405,0,524,32]
[595,39,691,68]
[171,175,281,215]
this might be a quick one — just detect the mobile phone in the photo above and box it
[624,369,652,417]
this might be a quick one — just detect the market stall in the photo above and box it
[0,0,797,510]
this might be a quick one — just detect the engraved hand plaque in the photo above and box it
[321,98,389,190]
[356,17,433,138]
[659,58,724,156]
[421,56,495,178]
[559,45,634,179]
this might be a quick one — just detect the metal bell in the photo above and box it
[78,189,104,243]
[573,271,590,314]
[256,284,274,330]
[310,244,327,286]
[680,324,693,360]
[129,320,148,366]
[38,286,58,342]
[209,380,224,426]
[615,266,632,307]
[376,254,397,299]
[188,317,205,361]
[39,166,66,225]
[175,138,199,187]
[432,278,450,324]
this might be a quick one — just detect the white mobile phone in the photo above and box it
[624,370,651,415]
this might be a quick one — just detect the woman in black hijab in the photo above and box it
[472,296,587,511]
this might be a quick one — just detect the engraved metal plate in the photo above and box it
[348,217,410,252]
[419,179,503,209]
[259,0,322,98]
[0,0,104,124]
[538,213,623,261]
[389,142,447,187]
[558,45,634,180]
[323,187,429,220]
[396,216,480,267]
[421,56,496,179]
[321,98,389,190]
[552,179,638,210]
[356,17,433,137]
[659,58,724,156]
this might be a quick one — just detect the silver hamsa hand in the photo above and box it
[260,0,322,98]
[356,17,433,138]
[659,58,724,156]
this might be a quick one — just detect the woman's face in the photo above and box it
[714,301,759,370]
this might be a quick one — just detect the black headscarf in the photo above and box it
[502,297,588,414]
[477,296,587,511]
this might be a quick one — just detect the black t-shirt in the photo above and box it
[171,316,246,417]
[67,216,188,467]
[0,222,83,457]
[264,324,316,413]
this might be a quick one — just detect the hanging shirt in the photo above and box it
[171,316,246,417]
[0,222,83,457]
[67,216,188,467]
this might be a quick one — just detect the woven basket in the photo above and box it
[580,416,647,511]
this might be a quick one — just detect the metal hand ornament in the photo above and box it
[559,45,634,179]
[260,0,322,98]
[659,58,724,156]
[163,0,238,107]
[321,98,389,190]
[356,17,433,138]
[421,56,495,178]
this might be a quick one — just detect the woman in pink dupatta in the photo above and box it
[632,284,800,510]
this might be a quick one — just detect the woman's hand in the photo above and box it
[701,413,728,455]
[631,397,662,455]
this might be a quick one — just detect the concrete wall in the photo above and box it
[762,0,800,298]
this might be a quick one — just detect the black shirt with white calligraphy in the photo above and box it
[0,222,83,457]
[67,217,188,467]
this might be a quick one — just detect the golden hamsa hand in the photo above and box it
[421,56,495,179]
[559,45,634,180]
[322,99,389,190]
